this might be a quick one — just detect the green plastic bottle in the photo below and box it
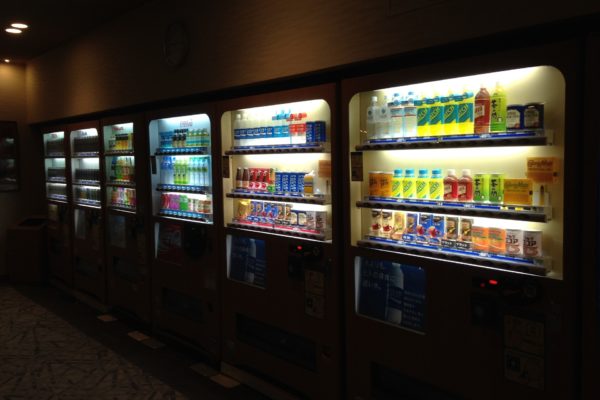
[490,82,507,132]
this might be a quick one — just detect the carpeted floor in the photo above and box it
[0,282,267,400]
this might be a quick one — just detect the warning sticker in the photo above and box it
[504,315,544,356]
[504,348,544,390]
[305,270,325,318]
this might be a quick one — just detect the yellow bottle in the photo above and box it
[391,169,403,197]
[428,96,443,136]
[458,90,475,134]
[416,169,429,199]
[402,168,416,199]
[429,168,444,200]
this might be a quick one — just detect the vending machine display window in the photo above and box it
[0,121,18,191]
[148,114,213,223]
[349,66,564,278]
[104,122,136,212]
[70,128,101,208]
[44,131,67,201]
[222,99,333,241]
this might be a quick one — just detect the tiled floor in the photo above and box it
[0,282,267,400]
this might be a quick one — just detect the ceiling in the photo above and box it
[0,0,151,64]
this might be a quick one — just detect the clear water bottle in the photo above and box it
[404,91,418,137]
[376,95,390,138]
[366,96,380,140]
[389,93,404,138]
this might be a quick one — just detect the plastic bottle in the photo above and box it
[234,114,242,147]
[376,96,390,138]
[429,169,443,200]
[416,97,430,137]
[443,169,459,201]
[389,93,404,138]
[366,96,380,140]
[416,169,429,199]
[443,93,459,135]
[428,95,443,136]
[474,85,491,134]
[391,169,403,197]
[403,91,417,137]
[458,90,475,134]
[402,168,417,199]
[458,169,473,202]
[303,171,314,195]
[167,157,174,184]
[490,82,507,132]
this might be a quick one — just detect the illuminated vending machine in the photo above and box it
[147,106,220,359]
[69,122,106,303]
[343,42,579,400]
[102,115,151,322]
[218,84,341,399]
[43,126,72,286]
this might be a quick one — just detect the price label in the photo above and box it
[318,159,331,178]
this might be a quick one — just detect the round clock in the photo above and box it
[163,21,189,67]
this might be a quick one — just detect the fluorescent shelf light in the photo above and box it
[5,28,22,34]
[10,23,28,29]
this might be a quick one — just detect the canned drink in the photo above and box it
[306,121,315,143]
[297,211,308,227]
[505,229,523,256]
[296,172,306,193]
[370,209,382,236]
[203,199,212,214]
[284,204,293,225]
[473,174,490,202]
[489,173,504,203]
[268,168,276,192]
[275,172,282,192]
[289,210,298,226]
[379,172,394,198]
[460,218,473,242]
[305,211,316,230]
[488,227,506,254]
[472,226,489,252]
[315,211,327,231]
[369,171,382,197]
[524,103,544,129]
[260,168,270,191]
[249,168,258,190]
[445,216,458,240]
[289,172,298,193]
[523,230,543,257]
[281,172,290,193]
[506,104,525,130]
[390,211,406,240]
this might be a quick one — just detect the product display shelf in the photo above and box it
[155,147,209,156]
[228,220,329,241]
[106,181,136,188]
[73,180,101,187]
[45,153,66,158]
[226,191,331,205]
[356,129,551,151]
[225,142,330,155]
[156,184,210,194]
[156,212,212,224]
[47,177,67,183]
[105,150,134,156]
[72,151,100,158]
[74,200,101,209]
[357,238,550,276]
[48,194,68,203]
[108,204,136,213]
[357,197,550,222]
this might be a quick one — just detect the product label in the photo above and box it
[526,157,559,183]
[443,104,457,124]
[474,104,486,119]
[416,179,428,198]
[504,179,533,205]
[417,107,429,126]
[429,106,442,125]
[458,103,474,123]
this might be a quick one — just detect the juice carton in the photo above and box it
[488,227,506,254]
[390,211,406,240]
[428,215,445,246]
[417,213,433,243]
[472,226,490,252]
[503,178,533,205]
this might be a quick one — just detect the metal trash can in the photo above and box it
[6,216,47,283]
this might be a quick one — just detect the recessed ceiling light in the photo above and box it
[10,23,28,29]
[5,28,22,34]
[3,59,10,63]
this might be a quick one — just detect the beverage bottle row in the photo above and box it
[46,139,64,155]
[75,186,101,202]
[110,187,136,207]
[371,168,506,204]
[110,156,135,182]
[108,131,133,151]
[160,156,210,186]
[233,111,326,147]
[47,167,66,179]
[161,193,212,215]
[73,136,99,153]
[366,83,514,139]
[48,183,67,198]
[74,168,100,182]
[159,128,210,148]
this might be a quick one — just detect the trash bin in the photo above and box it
[6,216,47,284]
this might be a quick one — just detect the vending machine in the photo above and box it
[218,84,341,399]
[102,114,151,322]
[342,41,580,400]
[43,126,72,286]
[69,121,106,303]
[147,105,220,360]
